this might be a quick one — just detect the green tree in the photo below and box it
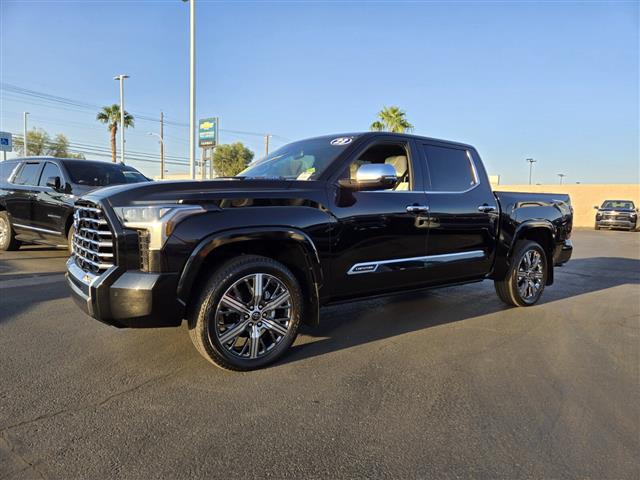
[212,142,255,177]
[96,104,134,162]
[48,133,85,159]
[14,128,50,156]
[370,106,414,133]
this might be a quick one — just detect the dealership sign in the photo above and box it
[198,118,218,147]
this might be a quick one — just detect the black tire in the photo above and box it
[594,224,600,230]
[188,255,302,371]
[495,240,547,307]
[67,225,75,254]
[0,211,21,251]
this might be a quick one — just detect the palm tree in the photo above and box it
[96,104,134,162]
[370,106,414,133]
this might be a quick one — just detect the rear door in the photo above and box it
[5,161,43,232]
[418,142,498,282]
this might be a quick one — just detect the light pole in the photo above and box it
[183,0,196,180]
[526,158,536,185]
[148,132,165,179]
[557,173,566,185]
[23,112,29,156]
[114,74,129,164]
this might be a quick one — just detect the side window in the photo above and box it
[13,162,42,186]
[343,142,412,191]
[0,161,20,182]
[39,162,63,186]
[422,145,478,192]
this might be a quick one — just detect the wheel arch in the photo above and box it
[513,221,556,286]
[177,227,323,326]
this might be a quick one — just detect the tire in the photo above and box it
[0,211,21,251]
[495,240,547,307]
[594,224,600,230]
[67,225,75,254]
[188,255,303,371]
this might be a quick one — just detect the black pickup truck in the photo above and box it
[66,133,573,370]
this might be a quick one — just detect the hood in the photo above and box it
[83,178,324,207]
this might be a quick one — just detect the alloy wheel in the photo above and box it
[517,249,544,301]
[211,273,293,360]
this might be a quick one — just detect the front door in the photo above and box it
[33,161,71,242]
[418,142,498,283]
[329,137,430,299]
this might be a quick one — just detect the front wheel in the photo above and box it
[188,255,302,371]
[495,240,547,307]
[0,211,21,251]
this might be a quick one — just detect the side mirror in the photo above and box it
[593,205,599,210]
[46,176,61,191]
[339,163,398,191]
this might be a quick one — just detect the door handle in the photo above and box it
[478,204,497,213]
[406,204,429,214]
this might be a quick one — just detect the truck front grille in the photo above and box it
[73,202,115,274]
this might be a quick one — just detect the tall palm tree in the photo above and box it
[96,104,134,162]
[370,106,414,133]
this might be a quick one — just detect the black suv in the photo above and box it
[0,157,148,251]
[66,133,573,371]
[594,200,637,231]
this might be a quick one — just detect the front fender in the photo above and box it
[176,226,323,325]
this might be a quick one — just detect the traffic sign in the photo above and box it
[199,118,218,147]
[0,131,12,152]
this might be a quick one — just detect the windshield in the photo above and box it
[239,136,356,180]
[65,161,149,187]
[601,200,635,209]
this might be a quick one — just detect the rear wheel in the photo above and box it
[495,240,547,307]
[188,255,302,371]
[0,211,21,251]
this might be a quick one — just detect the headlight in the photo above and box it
[113,204,205,250]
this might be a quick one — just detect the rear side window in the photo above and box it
[39,162,63,186]
[13,162,42,186]
[422,145,478,192]
[0,161,20,182]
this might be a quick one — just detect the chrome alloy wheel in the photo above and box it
[212,273,293,360]
[0,216,7,246]
[517,249,544,301]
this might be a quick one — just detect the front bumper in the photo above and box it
[66,257,184,328]
[596,218,636,230]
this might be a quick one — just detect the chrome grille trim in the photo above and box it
[73,201,115,274]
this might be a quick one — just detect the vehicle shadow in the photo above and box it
[281,256,640,366]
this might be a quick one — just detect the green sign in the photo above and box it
[199,117,218,147]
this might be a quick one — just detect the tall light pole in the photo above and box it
[526,158,536,185]
[114,74,129,164]
[557,173,566,185]
[264,134,271,157]
[23,112,29,156]
[184,0,196,180]
[148,132,165,179]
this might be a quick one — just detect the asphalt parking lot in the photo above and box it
[0,229,638,479]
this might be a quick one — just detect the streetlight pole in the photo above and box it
[264,134,271,157]
[114,74,129,164]
[23,112,29,156]
[526,158,536,185]
[186,0,196,180]
[148,132,165,179]
[557,173,566,185]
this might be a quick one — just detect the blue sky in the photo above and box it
[1,0,638,183]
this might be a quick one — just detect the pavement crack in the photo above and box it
[0,430,47,480]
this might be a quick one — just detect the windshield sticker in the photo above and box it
[330,137,353,146]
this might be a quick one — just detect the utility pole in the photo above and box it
[160,111,164,179]
[557,173,566,185]
[187,0,196,179]
[114,74,129,163]
[23,112,29,156]
[526,158,536,185]
[264,134,271,157]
